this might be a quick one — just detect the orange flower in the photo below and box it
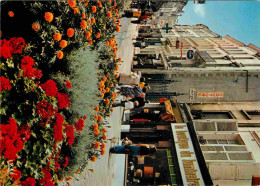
[57,51,64,59]
[60,40,68,48]
[93,122,98,129]
[82,13,86,19]
[94,106,99,112]
[96,32,101,38]
[65,177,72,181]
[107,11,112,18]
[112,99,115,103]
[111,108,114,113]
[94,128,100,136]
[32,22,41,31]
[115,73,119,78]
[102,128,107,133]
[44,12,54,22]
[89,169,94,173]
[108,113,111,117]
[8,11,14,17]
[91,17,95,24]
[100,93,104,98]
[105,99,110,105]
[67,28,75,37]
[80,20,87,29]
[114,2,117,6]
[116,26,120,32]
[94,141,100,149]
[101,142,106,149]
[98,115,103,122]
[89,39,93,45]
[85,31,91,39]
[85,1,88,6]
[97,1,102,7]
[114,52,117,57]
[113,17,116,22]
[118,57,122,62]
[116,14,119,19]
[76,168,80,174]
[106,41,109,46]
[92,6,97,13]
[103,76,107,81]
[94,115,98,120]
[103,109,106,114]
[115,9,118,13]
[101,149,105,156]
[91,155,96,162]
[102,135,107,140]
[73,8,79,14]
[105,87,110,93]
[109,83,114,87]
[53,33,62,41]
[88,18,92,24]
[68,1,76,8]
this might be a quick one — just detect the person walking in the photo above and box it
[112,100,139,110]
[110,144,157,157]
[116,84,143,98]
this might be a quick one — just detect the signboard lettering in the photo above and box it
[197,91,224,98]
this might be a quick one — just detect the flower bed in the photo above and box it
[0,0,123,185]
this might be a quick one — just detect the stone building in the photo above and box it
[132,25,260,103]
[152,1,187,27]
[121,99,213,186]
[180,101,260,185]
[121,100,260,185]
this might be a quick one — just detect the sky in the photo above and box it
[178,1,260,47]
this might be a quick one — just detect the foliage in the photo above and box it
[0,0,123,184]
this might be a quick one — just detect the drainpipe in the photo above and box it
[245,70,249,93]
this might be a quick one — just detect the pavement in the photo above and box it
[60,4,139,186]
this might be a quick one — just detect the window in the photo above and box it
[191,110,235,119]
[241,110,260,120]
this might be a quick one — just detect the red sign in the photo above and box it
[197,92,224,98]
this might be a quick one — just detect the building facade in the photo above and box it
[181,101,260,185]
[132,25,260,102]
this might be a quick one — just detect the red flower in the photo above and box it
[63,157,69,167]
[0,118,26,160]
[21,56,35,68]
[9,37,26,54]
[75,118,84,131]
[36,100,56,120]
[55,161,60,172]
[65,125,75,145]
[11,167,21,181]
[18,124,31,142]
[39,168,54,186]
[56,92,71,109]
[21,177,36,186]
[83,115,87,120]
[41,80,58,97]
[0,39,12,59]
[34,69,42,79]
[65,80,71,89]
[54,113,64,142]
[0,76,12,92]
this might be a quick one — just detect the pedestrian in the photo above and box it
[110,144,157,157]
[116,84,143,98]
[112,100,139,110]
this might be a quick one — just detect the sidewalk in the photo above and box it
[116,18,138,75]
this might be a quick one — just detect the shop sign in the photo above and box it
[187,50,194,59]
[189,88,196,101]
[197,91,224,98]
